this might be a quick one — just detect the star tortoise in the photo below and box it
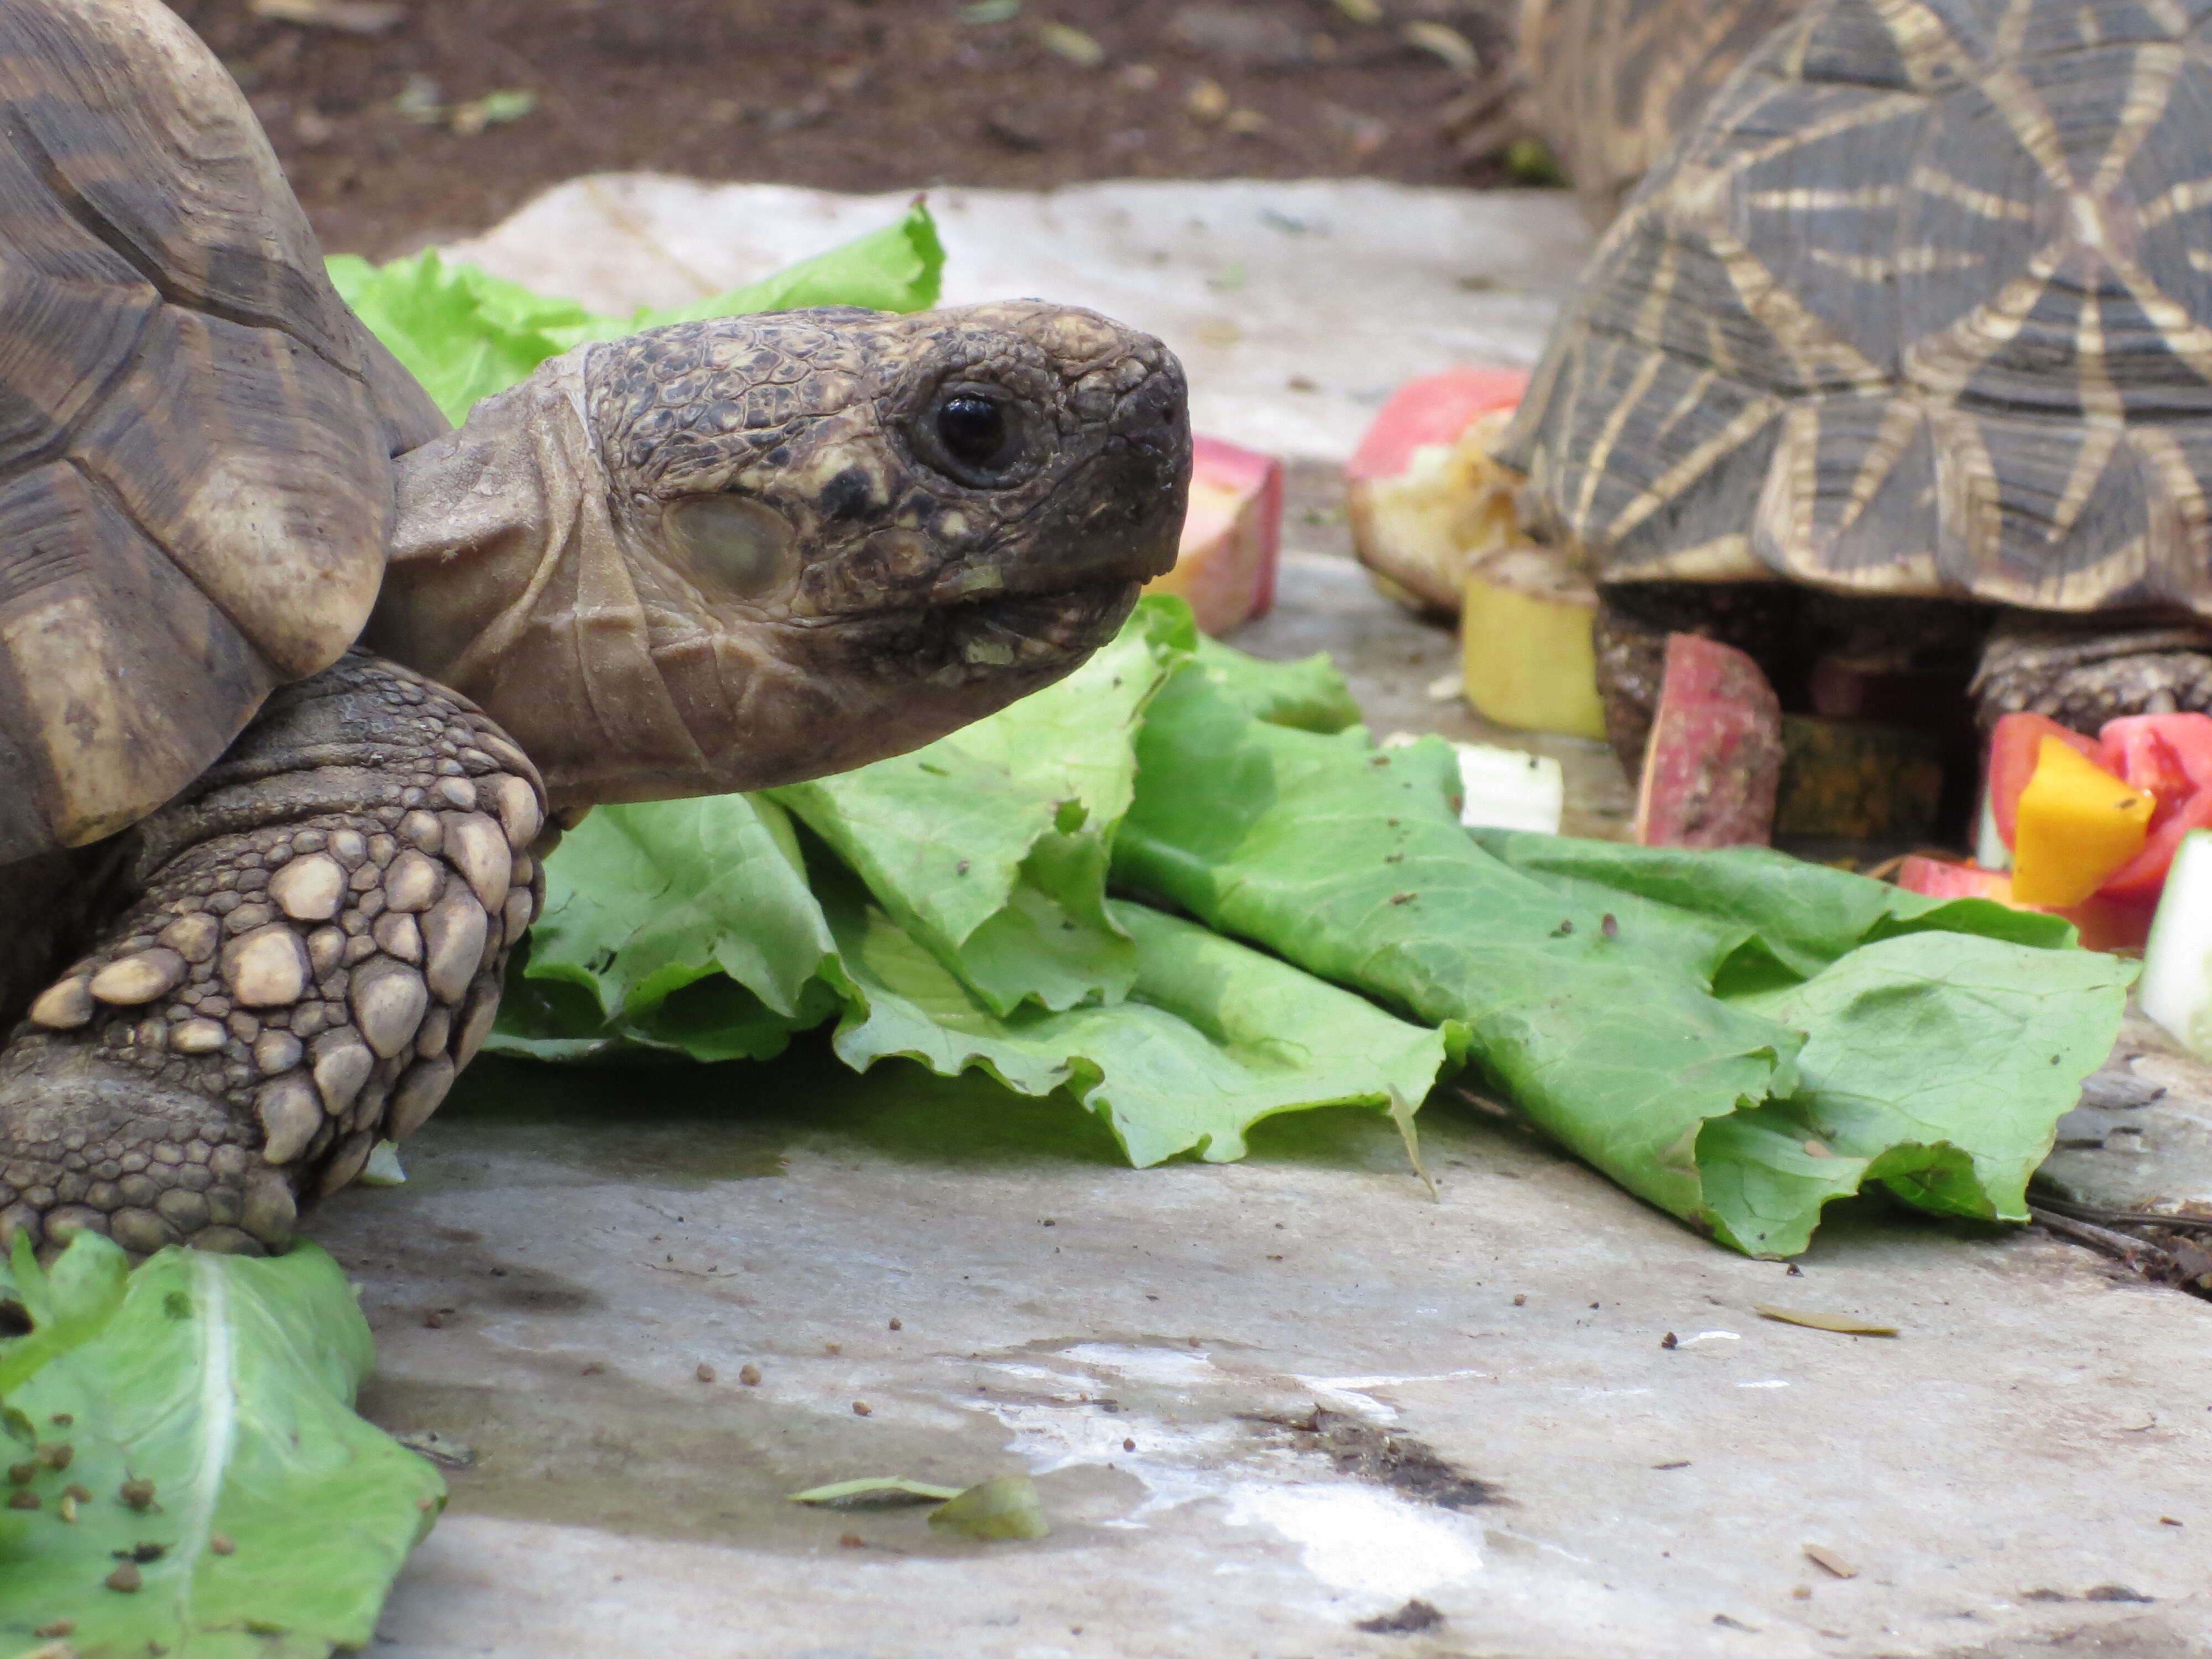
[1503,0,2212,766]
[0,0,1190,1256]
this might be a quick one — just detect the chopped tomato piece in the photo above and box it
[2099,785,2212,900]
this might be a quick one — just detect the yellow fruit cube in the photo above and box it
[1459,546,1609,742]
[2010,737,2156,905]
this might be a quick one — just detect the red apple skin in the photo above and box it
[1148,434,1282,636]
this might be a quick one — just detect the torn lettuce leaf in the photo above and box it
[0,1234,442,1658]
[327,199,943,424]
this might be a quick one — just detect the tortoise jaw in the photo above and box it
[925,576,1144,677]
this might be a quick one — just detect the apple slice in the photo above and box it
[1459,545,1608,741]
[1345,368,1528,613]
[1632,634,1783,848]
[1146,433,1282,637]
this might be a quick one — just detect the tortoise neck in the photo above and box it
[363,352,713,812]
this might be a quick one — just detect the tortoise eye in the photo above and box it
[937,394,1013,469]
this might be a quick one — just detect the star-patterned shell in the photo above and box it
[0,0,442,865]
[1500,0,2212,615]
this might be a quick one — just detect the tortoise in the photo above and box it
[0,0,1190,1257]
[1500,0,2212,769]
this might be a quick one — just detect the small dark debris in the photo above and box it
[696,1363,716,1383]
[423,1307,458,1329]
[119,1477,156,1511]
[1660,1332,1678,1349]
[6,1462,32,1485]
[1389,891,1416,904]
[105,1562,142,1593]
[739,1364,763,1386]
[889,1318,902,1331]
[839,1532,865,1548]
[1601,913,1619,940]
[1786,1263,1803,1276]
[1712,1614,1758,1631]
[210,1533,236,1555]
[33,1621,72,1640]
[1355,1599,1443,1635]
[580,1363,604,1376]
[1123,1437,1136,1452]
[852,1401,872,1417]
[1512,1293,1527,1306]
[1653,1460,1691,1470]
[37,1443,71,1470]
[114,1542,165,1564]
[2085,1585,2154,1603]
[2161,1516,2184,1526]
[1270,1408,1498,1509]
[2023,1589,2072,1603]
[7,1489,37,1510]
[49,1414,70,1427]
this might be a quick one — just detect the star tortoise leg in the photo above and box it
[1973,609,2212,733]
[0,653,547,1256]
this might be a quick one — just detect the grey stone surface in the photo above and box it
[328,1048,2212,1659]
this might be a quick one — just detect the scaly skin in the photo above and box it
[0,301,1190,1255]
[0,655,542,1254]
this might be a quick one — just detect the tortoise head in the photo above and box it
[369,301,1189,809]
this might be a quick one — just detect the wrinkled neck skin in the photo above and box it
[363,352,1123,812]
[366,357,708,811]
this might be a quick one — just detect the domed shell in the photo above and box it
[1499,0,2212,619]
[0,0,443,864]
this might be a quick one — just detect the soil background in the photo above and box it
[174,0,1529,261]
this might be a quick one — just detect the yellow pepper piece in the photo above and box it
[2010,737,2156,905]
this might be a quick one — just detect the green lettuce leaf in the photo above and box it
[327,199,943,424]
[1703,933,2134,1254]
[826,879,1450,1166]
[497,792,847,1065]
[0,1235,442,1658]
[767,598,1193,1015]
[1113,651,2131,1252]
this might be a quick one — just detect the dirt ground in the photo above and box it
[173,0,1528,260]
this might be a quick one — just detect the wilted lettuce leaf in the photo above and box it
[0,1235,442,1657]
[327,199,944,423]
[1114,649,2132,1253]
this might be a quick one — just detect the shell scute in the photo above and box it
[0,0,434,862]
[1505,0,2212,613]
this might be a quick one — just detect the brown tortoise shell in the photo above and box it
[0,0,442,867]
[1500,0,2212,616]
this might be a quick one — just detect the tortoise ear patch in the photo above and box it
[665,494,799,598]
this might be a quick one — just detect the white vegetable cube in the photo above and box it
[2140,828,2212,1052]
[1453,742,1563,834]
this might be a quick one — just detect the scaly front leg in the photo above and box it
[0,654,545,1255]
